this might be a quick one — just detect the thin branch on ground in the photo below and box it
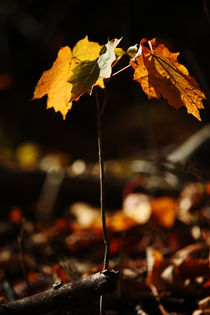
[0,270,119,315]
[149,283,169,315]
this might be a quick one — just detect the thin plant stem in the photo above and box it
[95,84,110,271]
[95,84,110,315]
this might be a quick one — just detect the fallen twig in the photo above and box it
[0,270,119,314]
[149,283,169,315]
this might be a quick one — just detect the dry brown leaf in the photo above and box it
[130,38,206,120]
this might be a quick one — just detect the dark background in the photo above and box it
[0,0,209,162]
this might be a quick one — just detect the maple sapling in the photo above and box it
[32,35,206,314]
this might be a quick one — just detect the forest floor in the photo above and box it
[0,151,210,315]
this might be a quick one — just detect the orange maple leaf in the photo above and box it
[33,46,73,119]
[130,38,206,120]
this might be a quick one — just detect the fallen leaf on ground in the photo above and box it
[123,193,151,224]
[150,196,178,228]
[146,247,167,290]
[176,258,210,279]
[53,264,68,283]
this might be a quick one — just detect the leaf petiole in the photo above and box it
[111,64,131,77]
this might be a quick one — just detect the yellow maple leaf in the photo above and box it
[33,36,124,118]
[130,38,206,120]
[95,77,105,89]
[33,46,73,119]
[33,37,105,118]
[72,35,105,88]
[69,36,105,100]
[72,35,102,62]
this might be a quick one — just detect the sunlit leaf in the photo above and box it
[33,36,123,118]
[130,38,206,120]
[33,46,73,119]
[72,35,102,62]
[69,35,104,100]
[69,37,121,100]
[69,59,100,100]
[98,38,122,78]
